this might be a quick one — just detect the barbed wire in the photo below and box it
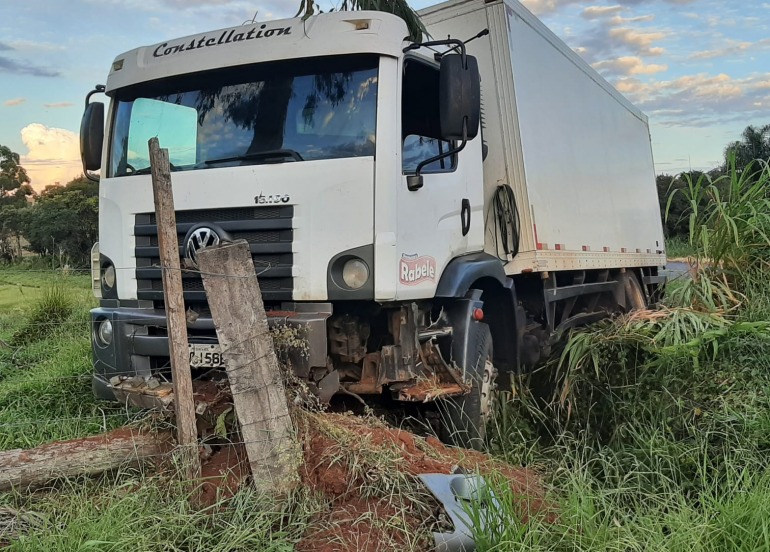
[0,432,540,488]
[0,412,146,431]
[0,261,282,277]
[1,264,331,474]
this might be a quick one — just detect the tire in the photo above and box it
[439,321,498,450]
[624,272,647,311]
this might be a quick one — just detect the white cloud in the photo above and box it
[3,98,25,106]
[20,123,82,189]
[614,72,770,126]
[608,27,666,56]
[43,102,74,108]
[160,0,231,5]
[522,0,694,15]
[593,56,668,76]
[689,38,770,60]
[581,5,624,19]
[667,73,742,100]
[566,5,668,64]
[5,39,65,52]
[608,14,655,25]
[521,0,576,14]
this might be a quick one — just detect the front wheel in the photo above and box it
[438,322,498,450]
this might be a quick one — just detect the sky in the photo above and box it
[0,0,768,189]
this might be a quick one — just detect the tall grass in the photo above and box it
[464,438,770,552]
[666,157,770,311]
[475,158,770,550]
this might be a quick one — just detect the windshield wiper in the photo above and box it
[126,163,183,176]
[203,149,304,166]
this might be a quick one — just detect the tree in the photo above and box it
[724,124,770,176]
[295,0,427,42]
[0,145,31,200]
[0,205,26,262]
[41,176,98,199]
[657,172,708,239]
[15,175,98,267]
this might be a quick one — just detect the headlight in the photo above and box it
[97,319,113,346]
[342,258,370,289]
[101,264,116,291]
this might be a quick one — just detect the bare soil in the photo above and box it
[199,411,548,552]
[199,444,249,507]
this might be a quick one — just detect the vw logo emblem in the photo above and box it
[184,225,221,268]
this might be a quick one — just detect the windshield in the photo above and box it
[109,55,379,177]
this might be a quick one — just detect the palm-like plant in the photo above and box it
[724,124,770,177]
[295,0,427,42]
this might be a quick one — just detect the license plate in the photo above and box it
[188,343,226,369]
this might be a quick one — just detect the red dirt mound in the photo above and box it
[296,413,546,552]
[199,411,547,552]
[199,444,249,506]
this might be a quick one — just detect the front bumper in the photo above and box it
[91,302,332,400]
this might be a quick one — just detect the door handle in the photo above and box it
[461,198,471,236]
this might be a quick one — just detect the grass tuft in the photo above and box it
[10,283,74,346]
[3,473,319,551]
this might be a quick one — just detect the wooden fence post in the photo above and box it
[198,240,300,495]
[148,137,201,487]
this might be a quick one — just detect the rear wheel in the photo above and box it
[439,322,498,450]
[623,271,647,311]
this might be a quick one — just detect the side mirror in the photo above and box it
[80,101,104,172]
[439,54,480,141]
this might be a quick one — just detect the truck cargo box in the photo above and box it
[419,0,666,274]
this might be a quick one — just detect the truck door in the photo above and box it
[395,56,484,300]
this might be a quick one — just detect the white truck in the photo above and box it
[80,0,665,448]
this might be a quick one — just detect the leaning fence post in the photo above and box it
[148,137,201,490]
[198,240,300,495]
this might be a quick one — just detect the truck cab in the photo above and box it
[82,11,499,446]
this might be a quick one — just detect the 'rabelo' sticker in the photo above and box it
[399,254,436,286]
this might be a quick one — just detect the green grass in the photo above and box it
[0,267,318,550]
[665,236,697,259]
[476,318,770,551]
[464,449,770,551]
[3,474,320,551]
[473,159,770,551]
[0,267,133,450]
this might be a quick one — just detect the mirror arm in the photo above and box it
[443,29,490,57]
[407,121,469,192]
[85,84,106,108]
[403,38,468,67]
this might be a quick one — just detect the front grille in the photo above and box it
[152,207,286,224]
[144,277,294,293]
[135,206,293,305]
[146,230,285,246]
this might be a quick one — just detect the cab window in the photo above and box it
[401,58,455,174]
